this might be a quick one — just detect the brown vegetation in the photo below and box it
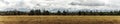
[0,16,119,24]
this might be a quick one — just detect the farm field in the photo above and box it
[0,15,120,24]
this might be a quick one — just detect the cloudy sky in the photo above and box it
[0,0,120,12]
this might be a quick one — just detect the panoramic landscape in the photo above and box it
[0,0,120,24]
[0,0,120,15]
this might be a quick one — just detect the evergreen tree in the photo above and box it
[43,10,49,15]
[57,11,61,15]
[34,10,41,15]
[29,10,35,15]
[62,11,67,15]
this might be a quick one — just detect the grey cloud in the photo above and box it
[0,0,120,12]
[69,0,108,6]
[70,2,105,6]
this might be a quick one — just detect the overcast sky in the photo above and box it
[0,0,120,12]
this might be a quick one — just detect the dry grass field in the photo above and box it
[0,15,120,24]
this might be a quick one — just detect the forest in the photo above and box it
[0,9,120,15]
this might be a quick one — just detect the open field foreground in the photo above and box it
[0,15,120,24]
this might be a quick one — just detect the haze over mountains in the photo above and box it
[0,0,120,12]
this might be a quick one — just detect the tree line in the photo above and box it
[0,10,120,15]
